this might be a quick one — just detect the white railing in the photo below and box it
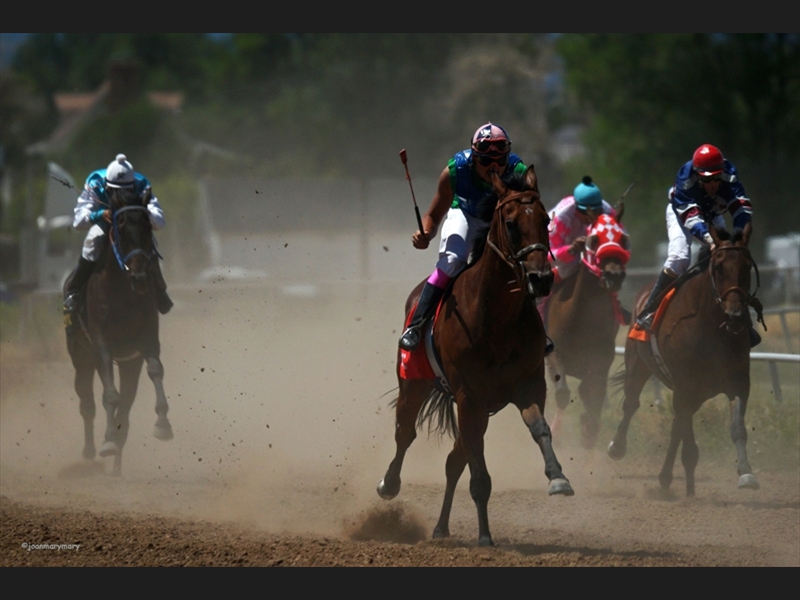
[614,347,799,403]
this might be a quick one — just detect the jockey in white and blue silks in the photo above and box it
[63,153,173,330]
[637,144,756,344]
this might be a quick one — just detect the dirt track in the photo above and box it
[2,283,798,567]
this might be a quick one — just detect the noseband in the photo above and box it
[111,205,158,272]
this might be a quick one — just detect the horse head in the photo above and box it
[487,165,554,298]
[584,213,630,293]
[108,189,155,295]
[708,223,758,334]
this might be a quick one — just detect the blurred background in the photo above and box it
[1,33,798,317]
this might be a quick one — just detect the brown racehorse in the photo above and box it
[607,223,763,496]
[377,165,574,547]
[64,193,173,476]
[544,210,631,448]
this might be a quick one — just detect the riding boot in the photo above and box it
[399,282,445,351]
[63,257,95,330]
[636,269,678,331]
[152,259,173,315]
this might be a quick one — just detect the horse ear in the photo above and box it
[490,170,505,196]
[620,233,631,250]
[524,164,539,192]
[615,201,624,223]
[709,225,721,246]
[741,221,752,246]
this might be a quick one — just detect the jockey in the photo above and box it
[636,143,758,345]
[62,153,173,328]
[548,176,617,285]
[398,122,556,354]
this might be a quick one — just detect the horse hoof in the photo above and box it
[478,535,494,547]
[548,478,575,496]
[607,440,626,460]
[154,419,174,441]
[432,526,450,539]
[377,478,399,500]
[738,474,760,490]
[99,441,119,457]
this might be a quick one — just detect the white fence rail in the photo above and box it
[614,347,799,403]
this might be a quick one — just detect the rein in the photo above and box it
[110,205,161,272]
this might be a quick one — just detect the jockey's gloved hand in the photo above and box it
[569,236,586,256]
[90,209,108,224]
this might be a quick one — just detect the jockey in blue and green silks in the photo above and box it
[398,122,552,355]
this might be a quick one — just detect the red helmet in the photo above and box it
[471,123,511,156]
[692,144,724,177]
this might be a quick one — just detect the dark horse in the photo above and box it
[544,209,631,448]
[377,165,574,547]
[64,193,173,476]
[607,224,762,496]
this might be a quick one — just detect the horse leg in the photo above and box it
[73,356,96,460]
[680,410,700,497]
[522,403,574,497]
[658,396,695,496]
[432,439,468,539]
[377,379,429,500]
[546,353,570,436]
[106,358,143,476]
[458,404,493,546]
[146,357,173,441]
[95,343,122,459]
[577,375,605,449]
[520,366,574,497]
[608,345,651,460]
[730,395,759,490]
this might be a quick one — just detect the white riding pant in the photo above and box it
[436,207,490,278]
[664,203,724,276]
[81,224,107,261]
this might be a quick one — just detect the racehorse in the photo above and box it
[607,223,763,496]
[377,165,574,547]
[543,210,631,448]
[64,191,173,476]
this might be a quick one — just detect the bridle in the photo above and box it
[708,245,760,306]
[486,190,555,276]
[110,205,160,272]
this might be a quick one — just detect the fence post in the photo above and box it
[767,360,783,403]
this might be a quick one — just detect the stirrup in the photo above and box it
[749,328,761,348]
[399,326,422,351]
[636,312,654,332]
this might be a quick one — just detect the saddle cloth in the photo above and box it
[398,298,450,394]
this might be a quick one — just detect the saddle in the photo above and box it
[398,294,452,394]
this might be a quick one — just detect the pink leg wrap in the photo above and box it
[427,268,451,289]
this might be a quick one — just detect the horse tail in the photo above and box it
[417,388,458,440]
